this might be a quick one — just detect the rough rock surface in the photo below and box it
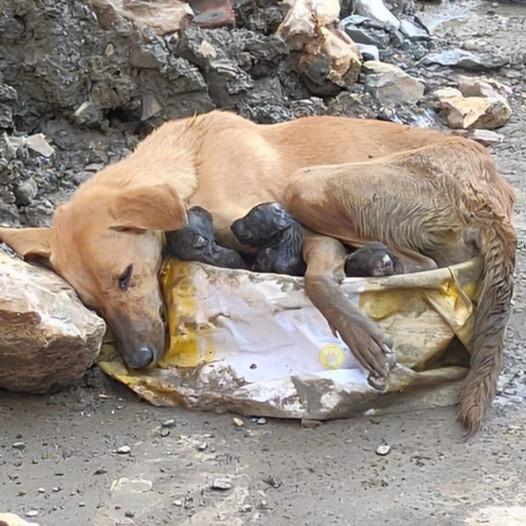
[362,60,425,104]
[0,252,106,393]
[434,88,512,129]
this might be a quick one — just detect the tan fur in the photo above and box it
[0,110,516,433]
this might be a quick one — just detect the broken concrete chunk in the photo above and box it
[470,129,504,146]
[399,19,430,40]
[435,92,512,129]
[3,133,55,158]
[357,43,380,62]
[362,60,425,105]
[278,0,362,95]
[421,49,508,71]
[141,94,163,121]
[353,0,400,30]
[339,15,390,48]
[91,0,194,35]
[0,513,40,526]
[456,76,511,100]
[0,252,105,393]
[72,101,104,126]
[189,0,236,28]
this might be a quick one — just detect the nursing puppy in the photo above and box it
[165,206,246,269]
[345,242,396,277]
[231,202,306,276]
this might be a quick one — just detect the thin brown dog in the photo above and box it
[0,110,516,434]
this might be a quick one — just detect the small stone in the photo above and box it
[376,444,391,456]
[399,19,429,40]
[173,499,183,507]
[79,502,86,507]
[115,445,131,455]
[93,468,107,475]
[353,0,400,30]
[162,419,176,428]
[17,490,26,497]
[421,49,507,71]
[14,178,38,206]
[197,442,208,451]
[52,487,61,492]
[256,418,267,425]
[241,504,253,513]
[12,441,26,451]
[461,39,479,51]
[25,134,54,157]
[125,511,135,518]
[37,488,45,493]
[356,44,379,62]
[25,510,39,518]
[232,417,244,427]
[470,129,504,146]
[212,478,232,490]
[301,419,322,429]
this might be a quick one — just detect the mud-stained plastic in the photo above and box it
[97,257,482,420]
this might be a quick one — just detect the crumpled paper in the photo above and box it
[97,257,482,420]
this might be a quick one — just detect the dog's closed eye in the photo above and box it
[118,264,133,291]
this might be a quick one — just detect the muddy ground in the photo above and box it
[1,0,526,525]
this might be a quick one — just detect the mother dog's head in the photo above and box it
[0,180,188,370]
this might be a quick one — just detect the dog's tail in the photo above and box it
[458,219,516,435]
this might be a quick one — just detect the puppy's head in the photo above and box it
[231,202,295,247]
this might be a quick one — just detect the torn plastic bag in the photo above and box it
[97,257,482,420]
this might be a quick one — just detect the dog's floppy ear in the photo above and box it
[109,184,188,231]
[0,227,52,260]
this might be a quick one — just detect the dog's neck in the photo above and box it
[85,117,203,201]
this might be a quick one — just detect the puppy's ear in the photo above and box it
[273,206,294,231]
[109,184,188,231]
[0,227,52,261]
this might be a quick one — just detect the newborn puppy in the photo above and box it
[165,206,247,269]
[231,202,306,276]
[345,242,395,277]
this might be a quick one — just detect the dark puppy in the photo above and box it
[165,206,247,269]
[231,202,306,276]
[345,242,396,277]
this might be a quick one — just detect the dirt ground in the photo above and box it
[2,1,526,525]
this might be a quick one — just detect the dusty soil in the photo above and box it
[2,1,526,525]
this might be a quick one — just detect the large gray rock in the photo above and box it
[0,252,105,393]
[362,60,425,105]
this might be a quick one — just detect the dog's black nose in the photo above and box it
[125,346,155,369]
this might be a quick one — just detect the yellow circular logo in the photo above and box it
[319,344,345,370]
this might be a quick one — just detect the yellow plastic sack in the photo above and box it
[97,257,482,419]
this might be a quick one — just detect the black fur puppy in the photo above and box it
[345,242,395,277]
[231,202,306,276]
[165,206,247,269]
